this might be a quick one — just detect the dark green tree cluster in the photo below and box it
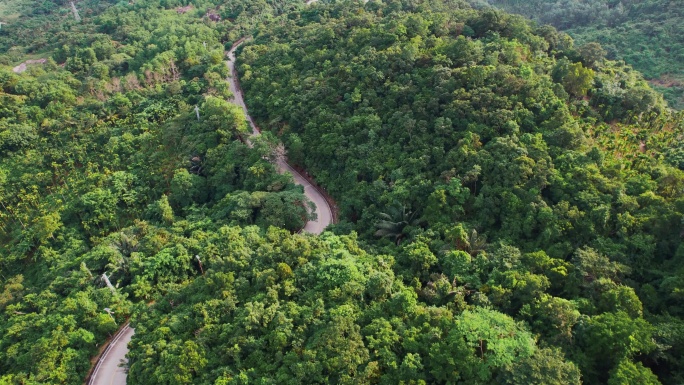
[237,0,684,383]
[470,0,684,109]
[128,227,581,384]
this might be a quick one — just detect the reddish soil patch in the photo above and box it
[205,11,221,21]
[649,74,684,88]
[176,5,193,14]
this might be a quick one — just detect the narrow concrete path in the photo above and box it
[87,324,134,385]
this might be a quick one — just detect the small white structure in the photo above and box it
[102,273,115,293]
[195,255,204,274]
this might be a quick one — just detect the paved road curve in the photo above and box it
[87,323,134,385]
[88,37,333,385]
[226,38,333,234]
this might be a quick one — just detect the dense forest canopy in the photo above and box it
[237,0,684,383]
[0,0,683,384]
[128,227,580,384]
[469,0,684,109]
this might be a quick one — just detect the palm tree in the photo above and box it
[108,232,139,279]
[443,224,487,256]
[465,229,487,256]
[374,204,420,245]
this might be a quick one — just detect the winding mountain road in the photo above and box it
[226,38,334,233]
[87,37,333,385]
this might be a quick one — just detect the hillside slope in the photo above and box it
[238,0,684,383]
[470,0,684,109]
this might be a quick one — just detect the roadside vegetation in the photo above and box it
[0,0,310,382]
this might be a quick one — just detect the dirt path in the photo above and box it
[12,58,46,73]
